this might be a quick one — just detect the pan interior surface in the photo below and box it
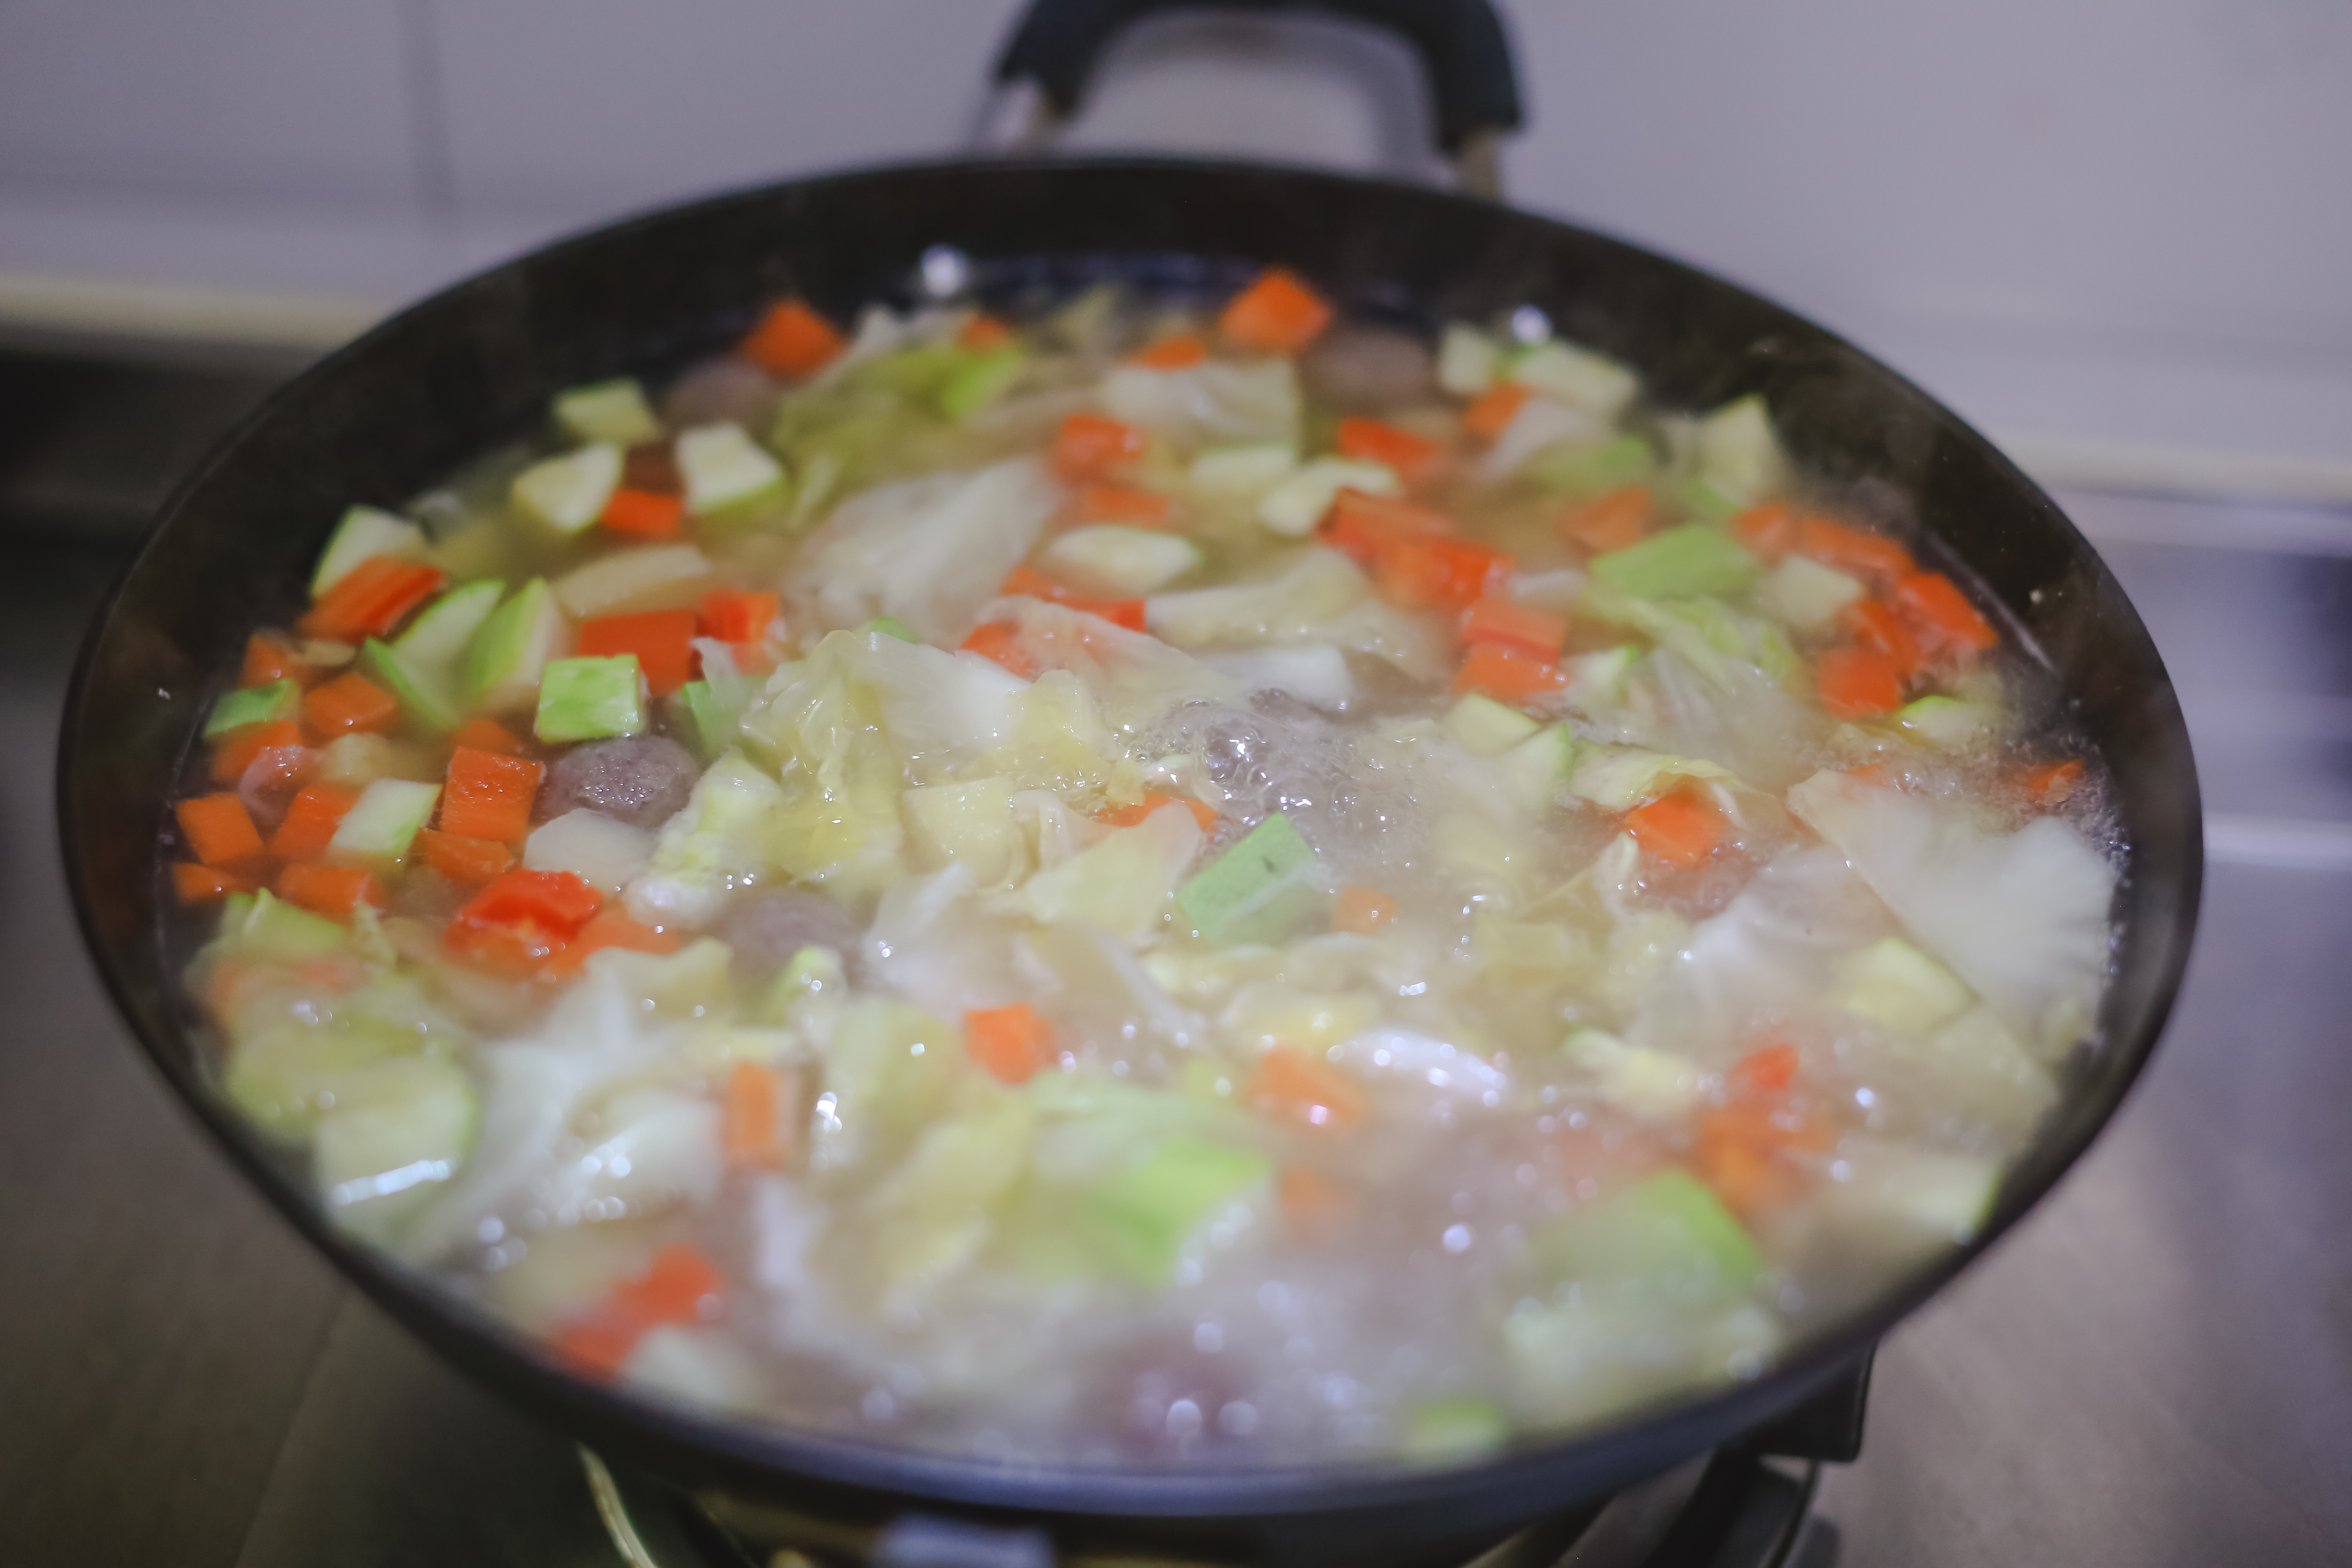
[58,158,2198,1559]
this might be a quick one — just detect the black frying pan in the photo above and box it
[57,3,2202,1563]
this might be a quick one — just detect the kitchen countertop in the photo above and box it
[1,355,2346,1564]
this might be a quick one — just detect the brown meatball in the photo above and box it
[541,736,699,833]
[712,888,863,985]
[1298,324,1437,413]
[662,356,777,432]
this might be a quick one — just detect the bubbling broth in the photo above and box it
[166,273,2119,1467]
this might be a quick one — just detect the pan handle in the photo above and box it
[981,0,1523,198]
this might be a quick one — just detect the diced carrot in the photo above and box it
[965,1004,1055,1085]
[1079,598,1147,632]
[1319,490,1452,564]
[577,609,697,698]
[1375,534,1511,612]
[1278,1167,1352,1238]
[444,918,567,976]
[1461,381,1530,441]
[1816,647,1905,718]
[1558,485,1651,554]
[1452,642,1566,705]
[1096,792,1218,833]
[739,298,843,379]
[1624,789,1723,868]
[1332,885,1399,935]
[1131,333,1208,370]
[173,862,254,904]
[1216,267,1332,354]
[1729,1040,1801,1096]
[552,1243,727,1375]
[1078,484,1175,528]
[1052,413,1145,480]
[298,556,446,642]
[1797,517,1914,582]
[698,588,781,646]
[2018,758,2086,808]
[1245,1046,1366,1130]
[176,793,266,869]
[1844,600,1924,679]
[1460,596,1567,659]
[448,717,524,756]
[959,622,1037,679]
[1891,570,1999,656]
[439,746,546,845]
[274,861,381,920]
[1334,416,1446,484]
[721,1060,793,1172]
[211,717,303,785]
[456,869,602,934]
[569,909,679,958]
[240,634,308,689]
[996,568,1142,631]
[1730,502,1796,562]
[600,488,684,539]
[413,827,514,888]
[266,783,358,862]
[957,313,1014,351]
[1694,1101,1833,1217]
[301,671,399,739]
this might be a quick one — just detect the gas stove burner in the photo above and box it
[582,1449,1821,1568]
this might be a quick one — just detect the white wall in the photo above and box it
[0,0,2344,475]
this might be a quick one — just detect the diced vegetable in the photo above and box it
[577,609,698,697]
[1335,417,1444,482]
[1798,517,1914,581]
[1526,433,1653,499]
[1846,600,1924,679]
[677,423,787,517]
[1624,789,1724,867]
[1054,413,1146,480]
[177,792,265,868]
[414,827,513,887]
[1557,484,1650,554]
[1568,746,1734,810]
[1452,643,1564,705]
[1088,1139,1271,1282]
[1694,395,1788,501]
[513,443,624,534]
[312,1055,478,1240]
[1507,340,1638,418]
[740,298,844,379]
[1189,441,1297,494]
[535,654,646,743]
[1897,695,1997,751]
[302,671,399,738]
[722,1061,793,1173]
[1176,811,1323,946]
[554,378,662,446]
[300,557,447,643]
[601,489,684,539]
[267,783,358,861]
[1816,648,1904,719]
[1436,324,1500,395]
[1041,526,1201,597]
[1755,555,1864,633]
[464,578,568,716]
[937,347,1026,420]
[1498,722,1577,815]
[1537,1169,1761,1305]
[1731,501,1796,560]
[1460,596,1566,659]
[1258,457,1400,537]
[1892,571,1998,656]
[1332,885,1399,934]
[1442,692,1541,757]
[1828,937,1975,1032]
[275,861,383,919]
[552,1243,727,1373]
[1460,381,1530,441]
[204,677,300,741]
[965,1003,1056,1084]
[1132,333,1207,369]
[439,745,544,844]
[327,778,441,866]
[1402,1399,1510,1462]
[523,809,655,894]
[1378,534,1510,612]
[1217,267,1332,353]
[1589,524,1758,600]
[311,505,428,597]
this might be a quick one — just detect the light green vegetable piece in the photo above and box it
[865,616,921,643]
[1441,692,1541,758]
[1755,554,1864,632]
[511,442,622,533]
[1499,722,1577,815]
[937,348,1026,420]
[1568,746,1735,810]
[1828,937,1975,1033]
[203,677,300,741]
[1525,433,1652,499]
[536,654,646,743]
[1506,340,1638,418]
[312,1055,478,1243]
[1591,524,1759,600]
[1677,474,1748,524]
[1087,1138,1271,1283]
[464,578,567,717]
[1257,457,1398,536]
[677,423,787,517]
[1897,695,1998,752]
[1189,441,1298,494]
[1436,324,1500,396]
[1537,1169,1761,1307]
[554,377,662,447]
[1041,525,1201,597]
[668,680,738,762]
[328,778,441,866]
[1402,1397,1511,1463]
[361,577,506,732]
[1176,812,1324,946]
[215,888,347,961]
[311,504,427,597]
[1696,394,1788,501]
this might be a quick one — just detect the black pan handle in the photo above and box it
[983,0,1523,196]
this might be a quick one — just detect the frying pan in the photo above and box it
[57,2,2202,1562]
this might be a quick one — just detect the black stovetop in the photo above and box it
[2,346,2348,1567]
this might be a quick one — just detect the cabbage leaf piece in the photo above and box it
[1786,770,2114,1051]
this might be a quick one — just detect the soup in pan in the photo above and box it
[167,269,2117,1466]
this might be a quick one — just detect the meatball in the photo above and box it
[541,736,699,833]
[1298,324,1436,413]
[712,888,863,986]
[662,356,778,432]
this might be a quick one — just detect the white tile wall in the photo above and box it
[0,0,2343,475]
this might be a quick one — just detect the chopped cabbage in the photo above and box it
[789,456,1062,643]
[1099,357,1300,446]
[624,753,788,929]
[1018,800,1205,944]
